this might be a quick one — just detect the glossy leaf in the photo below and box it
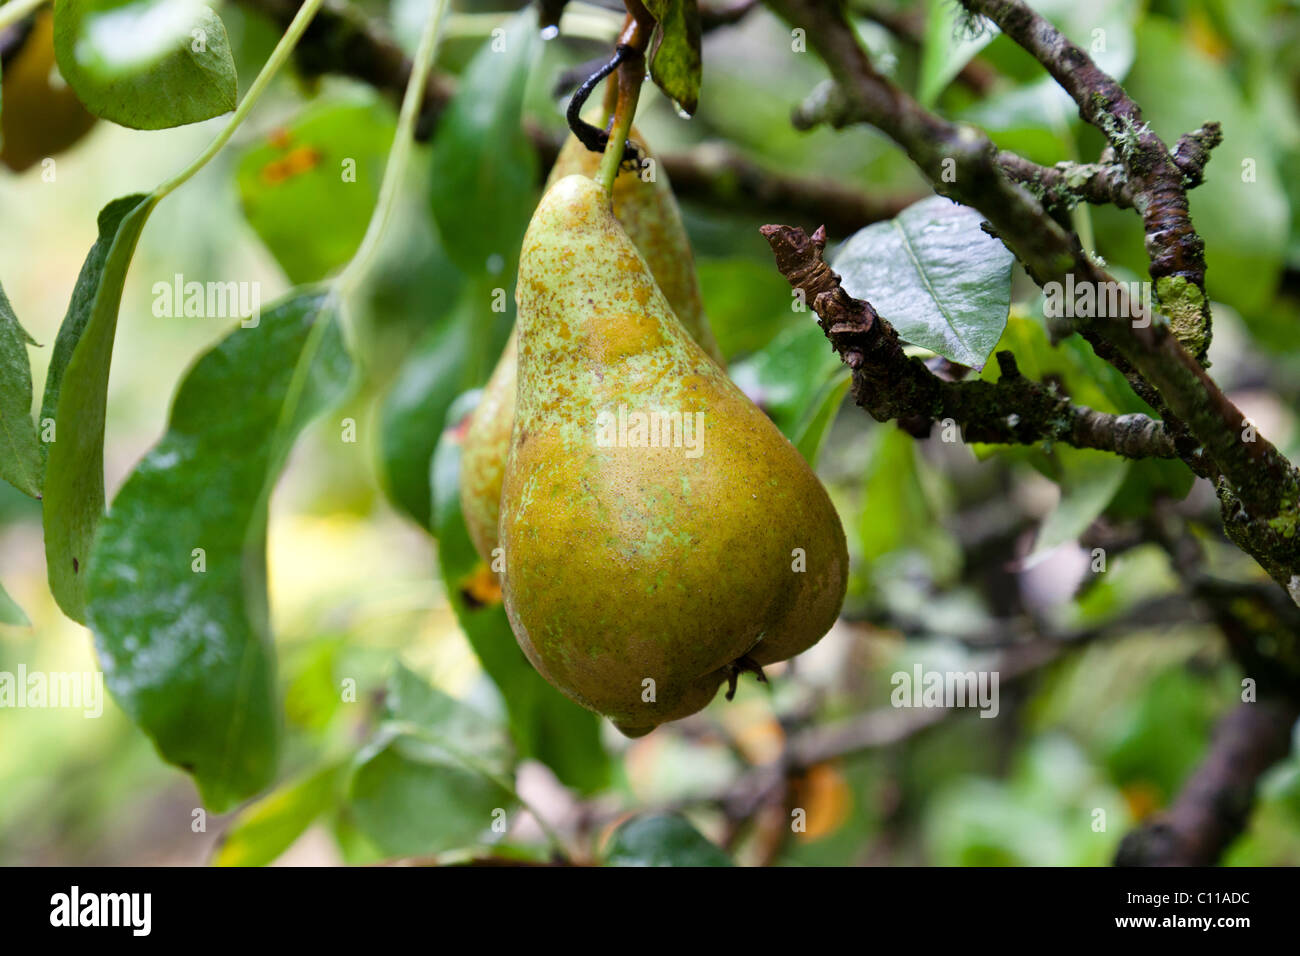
[834,196,1013,370]
[85,290,354,811]
[0,281,42,498]
[794,369,850,468]
[729,320,843,443]
[41,193,157,623]
[236,97,396,284]
[860,424,933,564]
[429,9,538,276]
[347,664,516,858]
[213,762,343,866]
[603,813,734,867]
[429,402,611,794]
[646,0,703,116]
[378,298,477,531]
[52,0,238,129]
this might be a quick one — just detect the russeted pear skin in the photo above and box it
[459,330,517,558]
[500,175,848,737]
[459,128,721,560]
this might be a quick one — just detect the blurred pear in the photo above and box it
[0,12,97,173]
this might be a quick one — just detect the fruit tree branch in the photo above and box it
[233,0,901,233]
[762,0,1300,598]
[1114,700,1299,866]
[760,223,1177,459]
[960,0,1217,363]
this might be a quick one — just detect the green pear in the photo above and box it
[459,127,722,560]
[500,174,847,737]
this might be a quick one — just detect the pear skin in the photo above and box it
[546,130,722,364]
[460,127,721,560]
[500,175,847,736]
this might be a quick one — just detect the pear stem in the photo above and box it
[595,5,653,196]
[596,53,645,196]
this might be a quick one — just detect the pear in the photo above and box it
[499,174,847,737]
[459,127,721,560]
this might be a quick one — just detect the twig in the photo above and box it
[961,0,1218,363]
[236,0,902,232]
[700,0,759,30]
[763,0,1300,598]
[997,152,1135,212]
[760,223,1178,458]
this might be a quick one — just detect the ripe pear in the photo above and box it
[459,127,721,560]
[0,12,97,172]
[499,174,847,737]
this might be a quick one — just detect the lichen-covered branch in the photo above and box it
[761,224,1177,459]
[997,152,1134,212]
[960,0,1218,364]
[763,0,1300,598]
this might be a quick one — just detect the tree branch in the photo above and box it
[997,151,1135,212]
[760,223,1177,458]
[1115,700,1299,866]
[235,0,901,233]
[763,0,1300,597]
[961,0,1217,363]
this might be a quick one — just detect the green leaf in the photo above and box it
[728,320,843,443]
[603,813,733,867]
[378,296,478,531]
[834,195,1014,369]
[1029,446,1129,564]
[695,258,798,360]
[0,579,31,626]
[860,424,930,563]
[645,0,703,116]
[1103,667,1220,802]
[52,0,238,129]
[41,193,157,622]
[84,290,354,811]
[236,96,396,284]
[429,402,611,794]
[213,762,343,867]
[347,664,517,858]
[429,9,538,277]
[794,369,850,468]
[918,0,996,107]
[0,281,42,498]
